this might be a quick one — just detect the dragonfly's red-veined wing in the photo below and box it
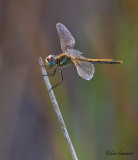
[56,23,75,52]
[67,49,83,58]
[73,59,95,80]
[68,49,95,80]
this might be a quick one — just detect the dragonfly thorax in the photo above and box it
[45,55,56,66]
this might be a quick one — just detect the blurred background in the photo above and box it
[0,0,138,160]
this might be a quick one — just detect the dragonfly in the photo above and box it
[44,23,123,89]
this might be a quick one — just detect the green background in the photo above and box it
[0,0,138,160]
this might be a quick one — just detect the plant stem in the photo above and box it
[38,57,78,160]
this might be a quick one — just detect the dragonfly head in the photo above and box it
[45,55,56,66]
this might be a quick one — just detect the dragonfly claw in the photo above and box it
[48,87,53,92]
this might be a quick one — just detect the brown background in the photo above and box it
[0,0,138,160]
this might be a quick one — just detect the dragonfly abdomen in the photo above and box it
[75,58,123,64]
[89,60,122,64]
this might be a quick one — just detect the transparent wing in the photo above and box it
[56,23,75,52]
[67,49,83,58]
[72,59,95,80]
[67,49,94,80]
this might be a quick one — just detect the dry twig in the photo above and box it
[38,57,78,160]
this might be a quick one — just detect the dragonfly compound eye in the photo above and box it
[49,56,54,62]
[45,55,55,66]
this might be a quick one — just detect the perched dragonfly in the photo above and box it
[45,23,123,89]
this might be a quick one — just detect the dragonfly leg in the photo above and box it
[43,66,57,77]
[49,68,64,91]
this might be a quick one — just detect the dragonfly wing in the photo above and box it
[56,23,75,52]
[67,49,83,58]
[72,59,95,80]
[68,49,94,80]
